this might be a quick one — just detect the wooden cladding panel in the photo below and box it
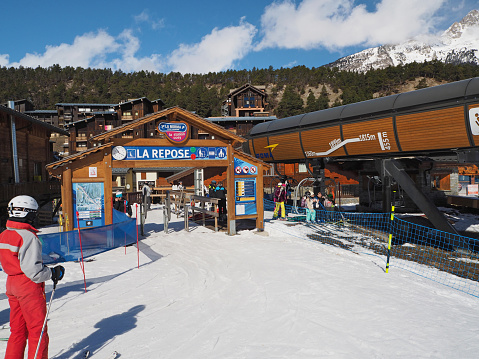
[252,137,271,159]
[300,126,346,158]
[396,106,469,152]
[248,141,255,157]
[71,151,107,180]
[267,132,304,160]
[342,117,398,156]
[469,104,479,146]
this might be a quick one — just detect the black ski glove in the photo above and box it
[51,265,65,285]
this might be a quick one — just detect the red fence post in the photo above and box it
[75,211,87,293]
[136,205,139,269]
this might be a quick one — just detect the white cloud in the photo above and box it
[6,30,119,68]
[0,54,9,67]
[1,29,165,73]
[167,18,257,74]
[256,0,447,51]
[107,29,164,72]
[134,10,165,30]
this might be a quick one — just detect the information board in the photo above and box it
[235,178,257,215]
[72,182,105,227]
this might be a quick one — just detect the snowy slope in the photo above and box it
[0,205,478,358]
[328,10,479,72]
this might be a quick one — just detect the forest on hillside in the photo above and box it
[1,61,478,119]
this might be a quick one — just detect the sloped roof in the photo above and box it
[55,103,116,107]
[115,97,151,107]
[0,104,68,135]
[228,84,266,98]
[46,142,113,172]
[91,106,246,144]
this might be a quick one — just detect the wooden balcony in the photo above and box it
[0,181,62,207]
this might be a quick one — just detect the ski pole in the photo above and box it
[33,283,56,359]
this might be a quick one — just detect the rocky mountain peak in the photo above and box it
[444,9,479,39]
[327,10,479,73]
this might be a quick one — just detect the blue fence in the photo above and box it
[40,209,137,264]
[265,199,479,298]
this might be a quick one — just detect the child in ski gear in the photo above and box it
[114,192,132,216]
[208,180,217,198]
[324,194,335,222]
[273,183,287,220]
[0,195,65,359]
[304,192,316,223]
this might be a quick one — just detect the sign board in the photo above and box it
[73,182,105,227]
[235,178,257,215]
[111,146,227,161]
[234,157,258,216]
[158,122,189,143]
[467,184,478,196]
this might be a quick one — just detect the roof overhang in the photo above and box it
[91,106,246,145]
[0,104,68,135]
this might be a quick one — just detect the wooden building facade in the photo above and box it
[47,106,269,235]
[0,104,68,225]
[56,102,117,127]
[223,84,269,117]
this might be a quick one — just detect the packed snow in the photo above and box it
[0,204,478,358]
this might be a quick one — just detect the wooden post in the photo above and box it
[103,148,113,225]
[226,143,236,235]
[256,163,264,231]
[63,168,72,231]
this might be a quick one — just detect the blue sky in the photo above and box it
[0,0,476,74]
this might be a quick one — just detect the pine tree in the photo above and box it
[276,85,304,118]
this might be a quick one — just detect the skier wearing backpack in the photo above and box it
[0,195,65,359]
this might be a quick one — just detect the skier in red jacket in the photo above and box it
[0,195,65,359]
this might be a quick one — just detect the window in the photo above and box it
[432,174,451,191]
[34,162,42,181]
[298,163,307,173]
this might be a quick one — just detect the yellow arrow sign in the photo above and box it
[265,144,279,151]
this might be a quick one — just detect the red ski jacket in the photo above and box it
[0,220,51,283]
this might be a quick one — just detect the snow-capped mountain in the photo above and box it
[327,10,479,73]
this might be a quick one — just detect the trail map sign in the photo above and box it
[73,182,105,227]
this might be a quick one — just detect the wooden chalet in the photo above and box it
[55,102,117,127]
[65,111,121,155]
[0,103,69,226]
[2,99,35,113]
[223,84,269,117]
[114,97,165,123]
[47,106,269,235]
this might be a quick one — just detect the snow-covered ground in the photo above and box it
[0,205,478,359]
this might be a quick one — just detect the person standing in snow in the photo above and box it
[0,195,65,359]
[273,182,287,220]
[142,184,151,210]
[304,191,316,223]
[214,181,227,222]
[208,180,217,198]
[114,192,132,216]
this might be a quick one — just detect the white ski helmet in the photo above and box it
[8,195,39,219]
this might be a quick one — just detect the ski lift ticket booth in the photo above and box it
[46,106,270,236]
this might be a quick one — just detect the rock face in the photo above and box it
[327,10,479,72]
